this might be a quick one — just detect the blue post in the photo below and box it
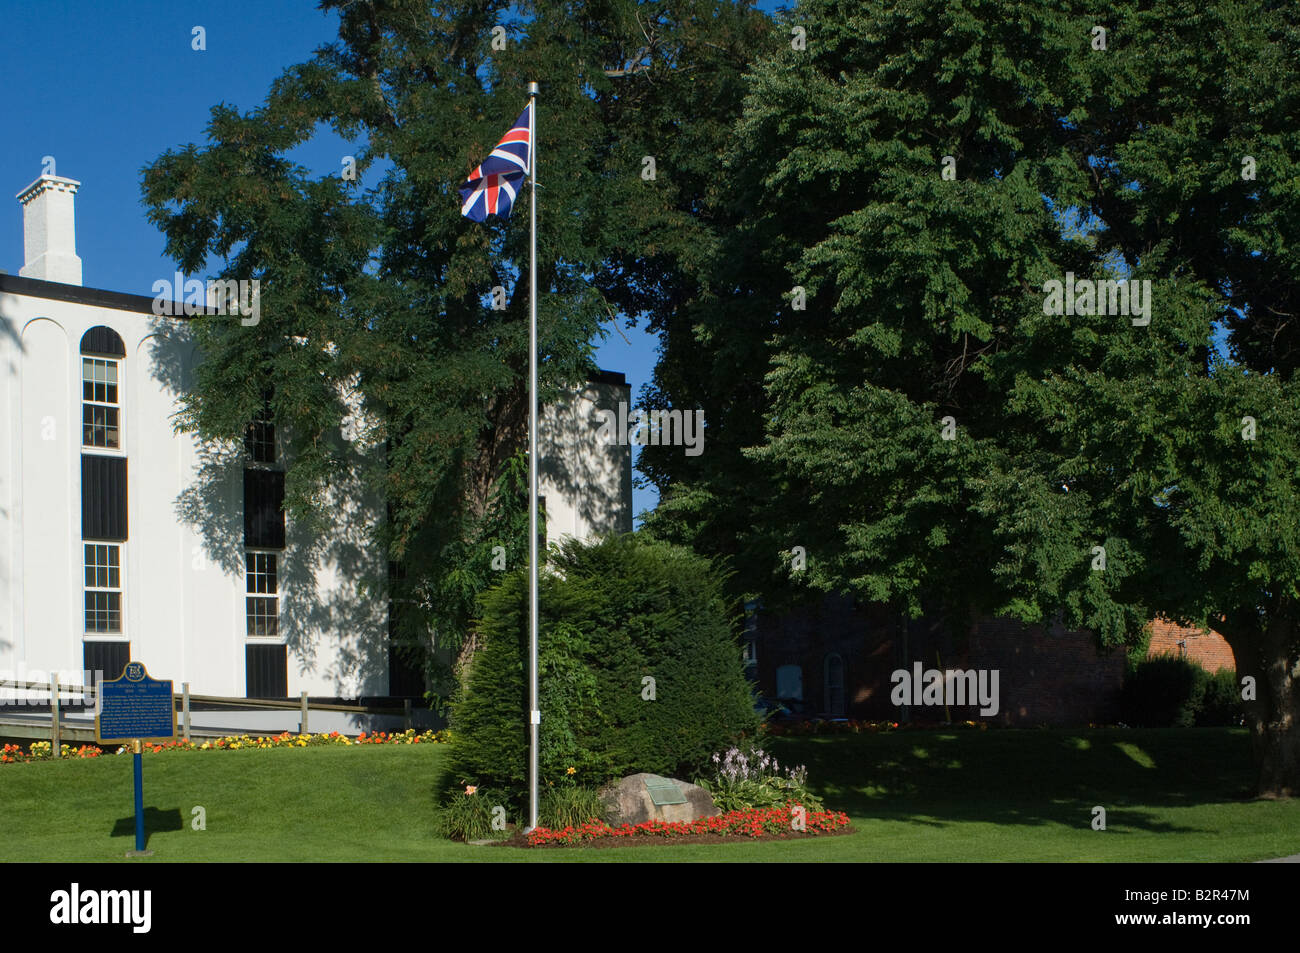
[133,741,145,852]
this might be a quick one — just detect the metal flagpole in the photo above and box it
[526,80,540,834]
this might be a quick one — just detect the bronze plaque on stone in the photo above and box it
[643,775,687,806]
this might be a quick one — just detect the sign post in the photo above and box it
[95,662,176,857]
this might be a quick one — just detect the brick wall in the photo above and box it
[755,595,1131,726]
[1146,618,1236,672]
[962,618,1125,726]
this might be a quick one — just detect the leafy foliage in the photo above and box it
[641,0,1300,793]
[447,534,760,805]
[1120,656,1244,728]
[539,784,607,829]
[434,788,512,842]
[696,741,824,812]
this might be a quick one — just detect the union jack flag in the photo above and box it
[459,104,532,222]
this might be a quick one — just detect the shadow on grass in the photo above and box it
[766,727,1256,835]
[111,807,185,847]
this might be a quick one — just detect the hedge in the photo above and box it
[1119,654,1245,727]
[446,534,760,806]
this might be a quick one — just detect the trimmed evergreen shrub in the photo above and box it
[446,534,760,808]
[1199,668,1246,727]
[1120,655,1244,727]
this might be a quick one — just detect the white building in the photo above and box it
[0,174,631,710]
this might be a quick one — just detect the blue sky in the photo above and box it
[1,0,788,524]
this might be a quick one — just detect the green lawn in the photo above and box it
[2,728,1296,862]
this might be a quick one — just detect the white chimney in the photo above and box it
[16,175,83,285]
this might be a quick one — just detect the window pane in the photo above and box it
[84,592,120,633]
[246,596,278,636]
[104,408,119,449]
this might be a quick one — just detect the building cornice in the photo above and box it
[0,272,186,316]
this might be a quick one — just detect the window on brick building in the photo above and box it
[824,653,845,715]
[776,664,803,701]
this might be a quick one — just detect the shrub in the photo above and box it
[1120,655,1243,727]
[540,784,606,830]
[1199,668,1246,727]
[434,787,511,842]
[447,534,761,809]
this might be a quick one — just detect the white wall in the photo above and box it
[18,316,74,679]
[0,284,632,704]
[539,378,633,547]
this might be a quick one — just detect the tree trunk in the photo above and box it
[1221,599,1300,798]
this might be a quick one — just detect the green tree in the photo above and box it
[141,0,772,685]
[643,0,1300,795]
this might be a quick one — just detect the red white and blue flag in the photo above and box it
[459,104,532,222]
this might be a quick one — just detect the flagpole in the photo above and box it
[526,80,540,834]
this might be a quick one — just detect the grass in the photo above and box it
[1,728,1296,862]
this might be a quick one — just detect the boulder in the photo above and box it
[598,773,720,827]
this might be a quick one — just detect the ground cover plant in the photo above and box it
[1,729,1297,863]
[696,741,824,812]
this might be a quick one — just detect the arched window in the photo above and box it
[824,653,845,715]
[80,327,125,450]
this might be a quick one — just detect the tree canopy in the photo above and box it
[640,0,1300,794]
[142,0,773,681]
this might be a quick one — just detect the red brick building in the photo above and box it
[749,596,1236,726]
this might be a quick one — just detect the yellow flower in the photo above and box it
[566,766,576,776]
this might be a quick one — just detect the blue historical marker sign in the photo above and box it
[96,662,176,743]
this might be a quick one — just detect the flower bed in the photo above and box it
[526,804,852,846]
[0,728,449,764]
[1,742,102,763]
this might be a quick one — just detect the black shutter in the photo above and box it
[246,644,287,698]
[388,644,425,697]
[81,455,128,540]
[244,469,285,548]
[83,642,130,686]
